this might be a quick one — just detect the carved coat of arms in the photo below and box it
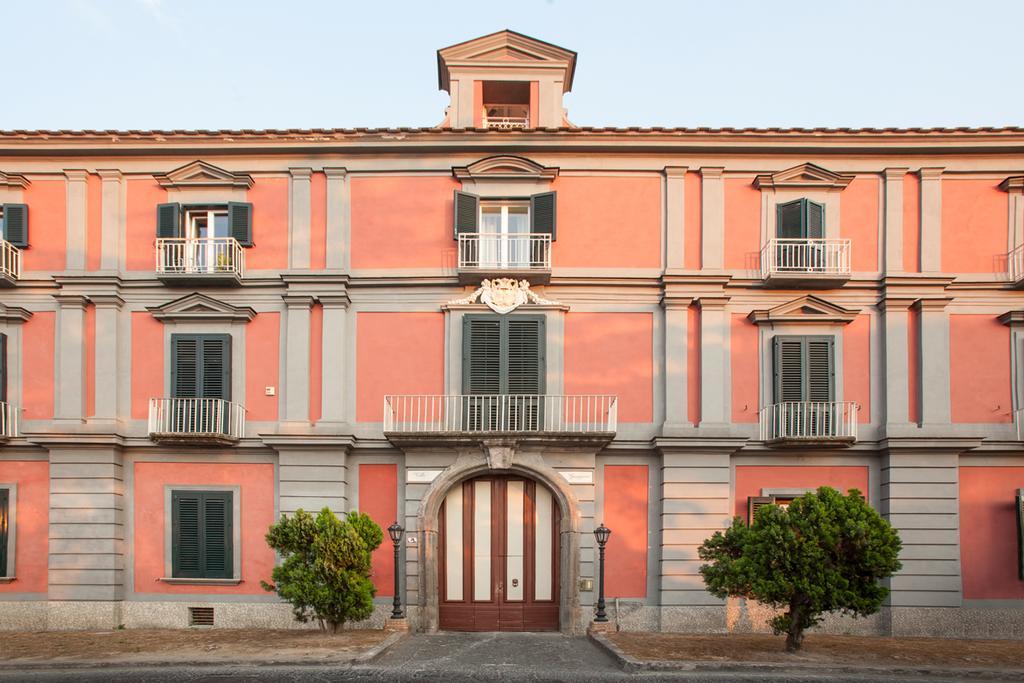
[449,278,556,314]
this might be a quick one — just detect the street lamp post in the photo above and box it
[593,523,611,623]
[387,521,404,619]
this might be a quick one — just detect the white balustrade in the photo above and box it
[383,394,617,435]
[759,401,858,442]
[483,116,530,130]
[0,402,17,439]
[1009,245,1024,284]
[760,239,851,279]
[0,240,21,282]
[155,237,244,278]
[458,233,552,271]
[148,397,245,441]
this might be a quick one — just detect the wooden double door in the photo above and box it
[439,476,560,631]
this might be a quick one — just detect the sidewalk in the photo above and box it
[0,628,403,669]
[592,631,1024,679]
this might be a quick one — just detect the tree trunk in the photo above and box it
[785,603,806,653]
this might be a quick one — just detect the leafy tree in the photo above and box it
[698,487,901,652]
[262,507,384,633]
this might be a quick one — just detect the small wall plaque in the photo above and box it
[406,469,442,484]
[560,470,594,485]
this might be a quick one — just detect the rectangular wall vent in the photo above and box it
[188,606,215,627]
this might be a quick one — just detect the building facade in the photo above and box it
[1,30,1023,637]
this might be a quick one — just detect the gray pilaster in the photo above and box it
[289,168,312,270]
[53,294,87,422]
[325,168,349,270]
[64,170,88,271]
[917,298,952,426]
[91,295,124,421]
[320,295,349,423]
[700,167,724,270]
[919,168,944,273]
[278,448,348,515]
[883,168,908,274]
[97,170,123,272]
[281,295,313,423]
[662,294,691,433]
[664,166,687,272]
[698,297,730,427]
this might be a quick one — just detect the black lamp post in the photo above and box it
[387,521,404,619]
[593,523,611,622]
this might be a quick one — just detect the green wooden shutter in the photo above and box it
[773,336,834,403]
[227,202,253,247]
[806,337,835,401]
[202,492,233,579]
[530,192,557,240]
[748,495,773,524]
[200,336,231,401]
[156,203,181,239]
[773,336,806,403]
[454,191,479,238]
[776,200,804,239]
[1016,489,1024,580]
[171,336,199,399]
[805,200,825,239]
[172,491,202,578]
[463,317,501,395]
[2,204,28,248]
[506,317,545,395]
[0,333,7,404]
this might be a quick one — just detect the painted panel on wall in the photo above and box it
[245,312,280,422]
[843,314,871,424]
[247,177,289,270]
[130,312,163,420]
[126,179,167,271]
[733,466,870,519]
[684,171,702,270]
[310,171,327,270]
[730,314,758,423]
[350,177,457,269]
[309,303,323,423]
[355,312,445,422]
[553,176,661,268]
[133,462,275,595]
[604,464,648,598]
[840,176,879,272]
[960,467,1024,599]
[908,307,921,424]
[84,303,96,418]
[688,303,700,425]
[949,314,1011,423]
[941,179,1007,273]
[564,312,653,423]
[86,173,102,271]
[0,461,48,594]
[22,179,66,272]
[22,311,55,420]
[359,464,398,597]
[903,173,920,273]
[723,178,761,271]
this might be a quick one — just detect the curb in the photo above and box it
[587,632,1024,680]
[0,629,408,672]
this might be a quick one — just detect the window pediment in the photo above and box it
[0,172,29,189]
[0,304,31,324]
[753,163,853,191]
[155,161,254,190]
[748,295,858,325]
[148,292,255,323]
[453,156,559,182]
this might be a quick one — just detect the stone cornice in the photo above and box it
[663,166,688,178]
[998,310,1024,326]
[0,304,32,324]
[62,169,88,183]
[912,297,954,312]
[0,171,29,188]
[919,167,945,180]
[999,175,1024,193]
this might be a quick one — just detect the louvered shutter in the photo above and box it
[0,489,7,577]
[748,496,774,524]
[0,333,6,404]
[202,492,233,579]
[156,203,181,239]
[2,204,28,248]
[773,337,806,403]
[805,200,825,239]
[776,199,804,239]
[530,192,557,240]
[506,317,545,431]
[200,336,231,401]
[1016,489,1024,580]
[227,202,253,247]
[453,191,479,238]
[463,317,501,395]
[806,337,835,401]
[172,336,199,399]
[172,491,202,578]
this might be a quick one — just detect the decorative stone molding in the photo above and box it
[452,155,559,182]
[999,310,1024,327]
[483,440,516,469]
[437,29,577,92]
[0,304,32,324]
[753,162,854,190]
[447,278,560,314]
[148,292,256,323]
[0,171,29,188]
[747,295,859,325]
[154,160,254,189]
[1000,176,1024,193]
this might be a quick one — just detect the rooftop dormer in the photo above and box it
[437,30,577,130]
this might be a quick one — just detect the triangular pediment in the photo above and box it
[438,30,577,92]
[748,295,858,325]
[148,293,256,323]
[154,160,254,189]
[753,163,854,190]
[453,155,559,181]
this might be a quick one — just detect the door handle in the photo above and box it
[497,581,503,595]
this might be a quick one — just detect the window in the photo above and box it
[171,334,231,402]
[463,315,545,430]
[773,335,834,403]
[0,488,8,577]
[171,490,233,579]
[747,494,796,522]
[453,191,556,240]
[156,202,252,247]
[776,198,824,239]
[0,204,28,248]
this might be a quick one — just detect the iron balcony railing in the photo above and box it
[0,402,17,439]
[759,401,858,443]
[1009,244,1024,285]
[457,233,552,271]
[155,237,244,278]
[483,116,530,130]
[383,394,617,436]
[0,239,21,281]
[148,398,245,441]
[760,238,851,279]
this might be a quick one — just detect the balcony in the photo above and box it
[0,240,21,287]
[0,402,17,440]
[760,239,851,287]
[759,401,858,447]
[457,233,552,283]
[148,397,245,445]
[483,104,529,130]
[1009,245,1024,287]
[155,237,244,286]
[383,394,617,445]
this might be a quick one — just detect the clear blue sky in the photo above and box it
[10,0,1022,130]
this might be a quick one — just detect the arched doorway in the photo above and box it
[438,474,560,631]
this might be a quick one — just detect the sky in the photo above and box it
[7,0,1023,130]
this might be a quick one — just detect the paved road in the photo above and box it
[0,632,999,682]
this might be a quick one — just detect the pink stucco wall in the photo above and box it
[949,314,1011,423]
[0,461,48,594]
[734,465,870,520]
[723,178,761,270]
[247,177,289,270]
[942,179,1007,273]
[245,312,279,421]
[130,312,163,420]
[22,179,66,272]
[359,463,398,596]
[960,467,1024,599]
[731,313,759,423]
[22,312,54,420]
[843,314,871,423]
[604,464,648,598]
[840,176,879,272]
[125,179,167,271]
